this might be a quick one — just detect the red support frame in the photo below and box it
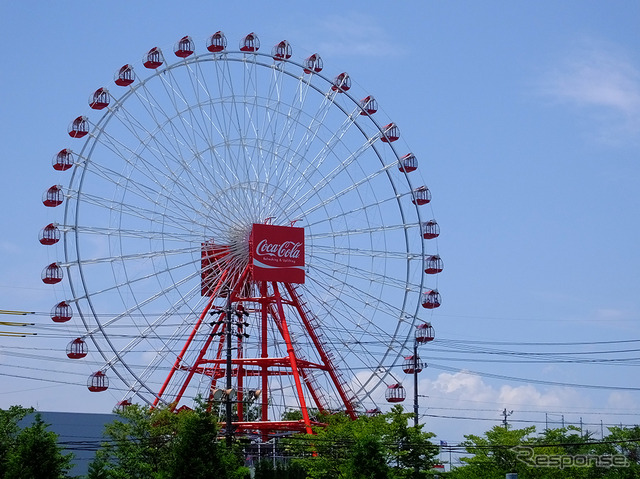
[153,245,357,437]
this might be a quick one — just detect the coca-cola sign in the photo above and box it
[250,223,305,283]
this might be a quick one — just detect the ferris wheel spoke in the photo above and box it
[266,75,316,190]
[280,106,362,203]
[102,101,231,213]
[284,155,397,220]
[310,251,420,293]
[309,262,414,346]
[85,125,211,216]
[310,243,417,261]
[303,190,415,229]
[286,136,380,213]
[75,250,203,304]
[72,189,201,235]
[308,222,415,240]
[71,225,201,242]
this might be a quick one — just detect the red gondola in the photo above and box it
[421,220,440,240]
[403,355,426,374]
[66,338,87,359]
[331,72,351,92]
[422,290,441,309]
[240,33,260,52]
[174,36,195,58]
[303,53,323,74]
[116,399,132,411]
[51,301,72,323]
[424,255,444,274]
[398,153,418,173]
[143,47,163,69]
[89,87,110,110]
[381,123,399,143]
[415,322,435,343]
[39,223,60,245]
[42,263,63,284]
[42,185,63,207]
[88,371,109,392]
[272,40,292,61]
[411,186,431,205]
[206,31,227,53]
[359,95,378,115]
[114,64,135,87]
[52,149,73,171]
[385,383,406,403]
[68,116,89,138]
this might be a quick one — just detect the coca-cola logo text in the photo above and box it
[256,239,302,260]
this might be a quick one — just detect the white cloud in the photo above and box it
[537,38,640,143]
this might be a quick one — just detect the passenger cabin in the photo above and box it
[52,149,73,171]
[66,338,87,359]
[421,220,440,239]
[411,186,431,205]
[415,322,435,343]
[380,123,399,143]
[385,383,406,403]
[331,72,351,92]
[174,36,195,58]
[114,64,134,86]
[359,96,378,115]
[89,88,109,110]
[240,33,260,52]
[398,153,417,173]
[88,371,109,392]
[39,223,60,245]
[422,290,441,309]
[143,47,163,69]
[403,355,425,374]
[42,263,63,284]
[303,54,323,73]
[424,255,444,274]
[42,185,63,207]
[207,32,227,53]
[272,40,292,61]
[68,116,89,138]
[51,301,72,323]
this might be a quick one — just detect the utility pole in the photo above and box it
[224,295,233,448]
[502,408,513,429]
[413,339,419,428]
[211,295,250,448]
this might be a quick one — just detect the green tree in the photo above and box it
[592,425,640,479]
[4,413,73,479]
[449,423,640,479]
[286,406,437,479]
[0,405,33,477]
[86,454,110,479]
[97,402,248,479]
[449,425,537,479]
[385,406,438,478]
[98,404,173,478]
[170,402,251,479]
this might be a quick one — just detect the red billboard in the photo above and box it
[250,223,305,283]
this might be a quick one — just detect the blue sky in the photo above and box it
[1,1,639,448]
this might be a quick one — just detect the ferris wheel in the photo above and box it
[39,32,442,434]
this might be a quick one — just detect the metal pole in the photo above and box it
[413,339,419,428]
[225,295,234,448]
[413,337,419,479]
